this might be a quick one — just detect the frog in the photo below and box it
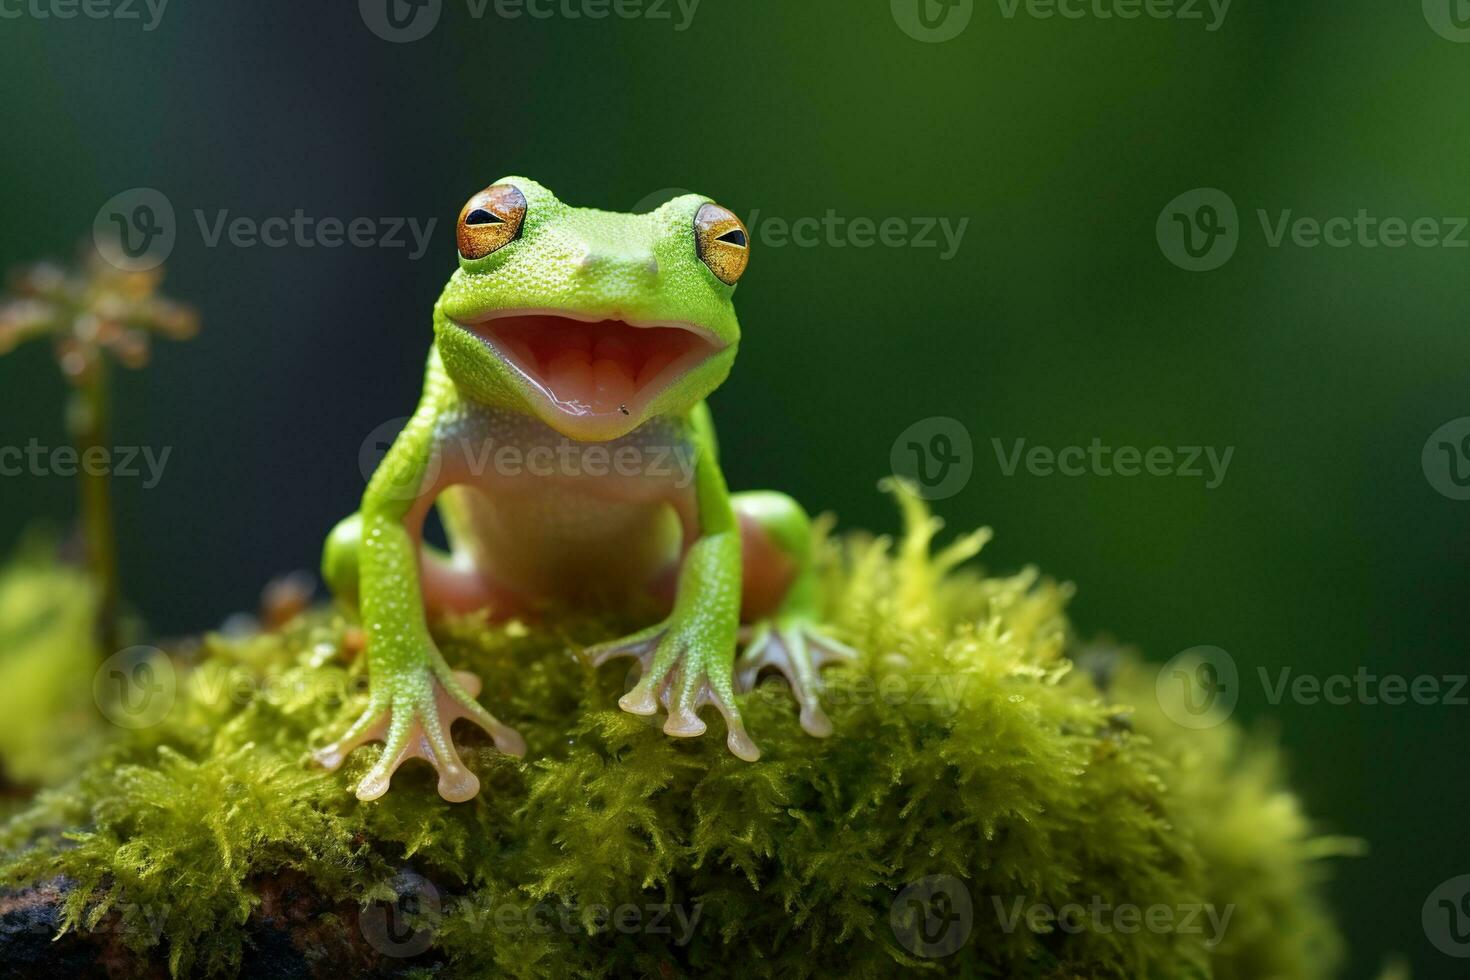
[313,177,855,803]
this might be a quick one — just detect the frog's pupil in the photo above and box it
[466,208,502,226]
[715,229,747,247]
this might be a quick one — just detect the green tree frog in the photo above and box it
[314,178,853,803]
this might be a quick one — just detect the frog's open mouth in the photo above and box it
[455,311,722,420]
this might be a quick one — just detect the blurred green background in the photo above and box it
[1,1,1466,974]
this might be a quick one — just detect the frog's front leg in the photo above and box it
[314,395,524,803]
[583,431,758,761]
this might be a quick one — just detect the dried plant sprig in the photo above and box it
[0,242,200,654]
[0,247,199,382]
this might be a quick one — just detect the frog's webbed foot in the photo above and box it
[313,668,525,803]
[584,622,760,762]
[736,621,856,738]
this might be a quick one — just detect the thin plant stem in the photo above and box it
[71,357,120,654]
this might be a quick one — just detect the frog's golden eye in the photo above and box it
[694,202,750,285]
[457,184,527,260]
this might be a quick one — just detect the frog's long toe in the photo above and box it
[737,622,856,738]
[312,705,389,772]
[655,663,760,762]
[585,629,761,762]
[315,669,525,804]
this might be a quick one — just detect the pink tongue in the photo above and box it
[544,334,638,412]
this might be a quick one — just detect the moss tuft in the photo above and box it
[1,491,1348,977]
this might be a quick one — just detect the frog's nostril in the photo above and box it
[578,251,659,278]
[577,251,611,274]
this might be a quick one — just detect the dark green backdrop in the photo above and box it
[1,2,1466,975]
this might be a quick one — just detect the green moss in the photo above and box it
[0,490,1350,977]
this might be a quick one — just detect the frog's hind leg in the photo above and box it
[732,491,856,737]
[322,513,366,610]
[322,510,512,619]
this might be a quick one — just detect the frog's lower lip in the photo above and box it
[452,310,721,420]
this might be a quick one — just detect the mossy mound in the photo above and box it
[0,491,1346,978]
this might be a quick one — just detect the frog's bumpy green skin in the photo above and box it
[314,178,852,802]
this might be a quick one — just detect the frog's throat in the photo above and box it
[452,310,722,428]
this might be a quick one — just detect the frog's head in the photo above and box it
[433,176,748,441]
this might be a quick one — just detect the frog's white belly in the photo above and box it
[430,407,698,599]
